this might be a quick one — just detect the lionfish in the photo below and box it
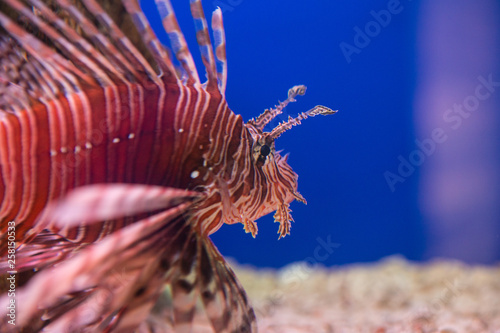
[0,0,336,332]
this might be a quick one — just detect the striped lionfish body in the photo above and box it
[0,0,336,332]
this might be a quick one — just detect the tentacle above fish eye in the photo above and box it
[247,84,308,131]
[246,85,337,168]
[269,105,337,140]
[247,84,337,136]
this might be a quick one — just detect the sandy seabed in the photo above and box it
[153,256,500,333]
[230,256,500,333]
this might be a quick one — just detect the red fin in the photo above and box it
[0,230,75,273]
[34,184,199,231]
[0,202,192,331]
[1,192,257,332]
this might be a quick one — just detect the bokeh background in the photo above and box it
[143,1,500,268]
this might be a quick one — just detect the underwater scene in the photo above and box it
[0,0,499,332]
[181,1,500,331]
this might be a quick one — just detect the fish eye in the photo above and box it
[260,144,271,157]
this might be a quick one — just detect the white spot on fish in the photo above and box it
[85,142,92,150]
[128,133,135,139]
[74,146,81,153]
[113,138,120,143]
[60,147,68,154]
[190,170,200,179]
[178,128,184,133]
[50,150,57,156]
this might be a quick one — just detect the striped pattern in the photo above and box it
[0,0,336,332]
[154,0,200,84]
[211,8,228,95]
[248,85,308,131]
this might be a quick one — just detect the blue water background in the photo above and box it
[142,1,500,268]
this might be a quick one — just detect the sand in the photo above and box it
[230,256,500,333]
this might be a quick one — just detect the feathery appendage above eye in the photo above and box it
[248,85,337,137]
[269,104,337,140]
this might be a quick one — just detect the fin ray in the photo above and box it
[0,203,192,331]
[154,0,201,85]
[212,8,227,95]
[199,237,257,332]
[190,0,218,91]
[122,0,178,81]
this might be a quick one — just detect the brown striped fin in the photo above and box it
[0,0,230,105]
[0,0,178,101]
[27,0,150,83]
[167,228,257,333]
[0,8,92,102]
[3,0,117,87]
[198,237,257,332]
[169,230,200,332]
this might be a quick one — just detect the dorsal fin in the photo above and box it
[211,8,228,95]
[189,0,218,91]
[154,0,201,85]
